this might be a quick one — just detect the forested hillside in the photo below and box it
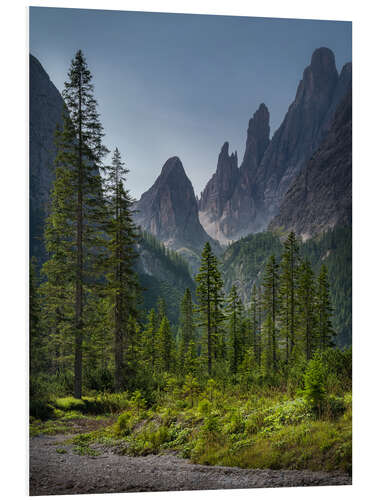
[221,226,351,346]
[137,231,195,326]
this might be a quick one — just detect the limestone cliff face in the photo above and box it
[198,48,352,242]
[269,91,352,239]
[258,47,345,217]
[29,54,64,262]
[199,104,270,242]
[134,157,219,272]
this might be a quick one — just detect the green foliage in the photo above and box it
[54,397,86,412]
[29,400,55,421]
[55,448,67,454]
[72,434,100,456]
[115,411,135,436]
[101,147,140,392]
[140,231,192,283]
[301,226,352,346]
[223,227,351,347]
[195,242,225,376]
[303,355,327,415]
[156,316,174,373]
[182,374,200,407]
[222,232,282,298]
[226,285,244,375]
[261,399,312,433]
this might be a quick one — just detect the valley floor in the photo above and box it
[30,434,351,496]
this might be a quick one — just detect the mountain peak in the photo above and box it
[160,156,185,178]
[221,141,229,154]
[240,102,270,171]
[134,157,218,270]
[310,47,336,73]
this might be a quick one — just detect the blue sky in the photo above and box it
[29,7,352,199]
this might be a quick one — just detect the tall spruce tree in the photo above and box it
[102,147,139,391]
[142,308,158,371]
[195,242,223,376]
[41,148,77,376]
[297,259,316,360]
[262,255,279,372]
[212,259,226,361]
[30,257,45,377]
[248,284,260,365]
[42,50,108,398]
[316,264,335,350]
[279,232,300,364]
[156,316,174,373]
[156,297,167,328]
[177,289,195,372]
[227,285,243,375]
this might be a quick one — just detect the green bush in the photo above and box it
[115,411,134,436]
[197,398,212,416]
[262,399,312,434]
[54,397,86,412]
[29,399,54,421]
[324,395,346,419]
[303,355,326,416]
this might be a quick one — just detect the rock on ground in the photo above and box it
[29,435,351,496]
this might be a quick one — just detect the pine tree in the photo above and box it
[40,162,76,375]
[179,289,195,347]
[177,289,195,372]
[262,255,279,372]
[226,285,243,375]
[248,284,260,365]
[142,309,158,370]
[156,297,167,328]
[42,49,108,398]
[30,257,45,376]
[195,242,223,376]
[212,258,226,361]
[184,340,198,376]
[297,259,316,360]
[279,232,300,364]
[102,147,139,391]
[238,347,257,389]
[83,296,112,391]
[316,264,335,350]
[156,316,174,373]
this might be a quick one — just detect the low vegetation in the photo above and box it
[30,349,351,474]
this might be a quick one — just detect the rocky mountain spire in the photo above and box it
[198,103,270,242]
[240,102,270,172]
[258,47,341,216]
[198,47,352,242]
[134,156,219,272]
[269,90,352,239]
[198,142,239,220]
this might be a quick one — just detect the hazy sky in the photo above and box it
[29,7,352,199]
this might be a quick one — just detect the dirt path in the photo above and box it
[30,435,351,496]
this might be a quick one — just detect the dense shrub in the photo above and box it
[303,355,326,416]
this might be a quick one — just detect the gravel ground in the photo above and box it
[29,435,351,496]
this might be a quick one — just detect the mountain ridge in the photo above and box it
[197,47,352,242]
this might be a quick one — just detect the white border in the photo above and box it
[1,1,373,499]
